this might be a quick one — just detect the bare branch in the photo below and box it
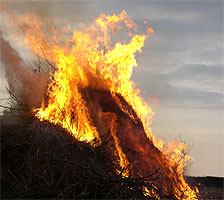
[0,104,27,111]
[5,87,24,106]
[35,39,57,71]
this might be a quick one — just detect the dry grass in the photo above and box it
[1,111,158,199]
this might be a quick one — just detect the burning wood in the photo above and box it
[1,10,199,199]
[80,87,198,199]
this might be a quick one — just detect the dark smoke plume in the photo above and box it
[0,34,48,109]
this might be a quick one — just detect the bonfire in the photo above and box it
[1,10,199,199]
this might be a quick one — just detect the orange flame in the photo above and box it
[146,27,154,34]
[6,10,199,199]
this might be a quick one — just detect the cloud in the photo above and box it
[133,63,223,110]
[170,63,223,79]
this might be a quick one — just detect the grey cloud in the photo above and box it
[133,68,223,110]
[163,87,223,109]
[170,64,224,80]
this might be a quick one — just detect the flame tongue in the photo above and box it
[80,87,198,199]
[11,10,199,199]
[35,11,150,143]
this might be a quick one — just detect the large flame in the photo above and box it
[6,10,198,199]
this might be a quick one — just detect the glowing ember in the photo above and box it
[8,10,198,199]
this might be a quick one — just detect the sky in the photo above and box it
[0,0,223,177]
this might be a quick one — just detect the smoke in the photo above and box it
[0,34,48,109]
[0,4,52,110]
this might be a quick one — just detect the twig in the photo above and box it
[37,42,57,71]
[7,169,22,189]
[53,183,77,200]
[132,168,160,181]
[0,104,26,111]
[5,87,24,106]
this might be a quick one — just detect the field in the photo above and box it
[186,176,224,200]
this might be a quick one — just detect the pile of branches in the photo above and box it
[1,111,158,199]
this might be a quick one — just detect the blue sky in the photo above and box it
[1,0,223,177]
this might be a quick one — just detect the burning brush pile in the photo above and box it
[1,11,199,199]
